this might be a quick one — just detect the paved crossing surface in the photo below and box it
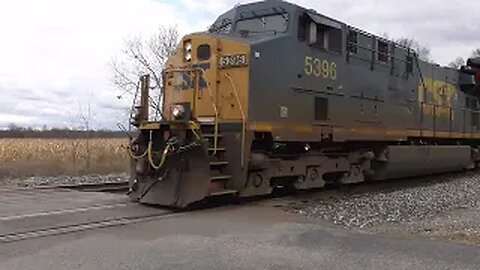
[0,191,478,270]
[0,188,166,241]
[0,187,125,218]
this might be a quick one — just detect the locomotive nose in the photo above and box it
[163,34,250,122]
[130,33,251,207]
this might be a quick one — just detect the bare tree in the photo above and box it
[379,32,390,40]
[7,123,23,131]
[471,48,480,58]
[66,115,81,174]
[78,101,93,173]
[395,37,432,63]
[448,48,480,69]
[378,33,432,63]
[65,97,96,175]
[111,26,179,121]
[448,57,465,69]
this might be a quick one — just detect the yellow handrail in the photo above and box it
[197,68,220,156]
[164,67,220,156]
[224,73,246,169]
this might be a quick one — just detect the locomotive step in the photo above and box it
[203,133,224,138]
[199,121,216,125]
[210,175,232,181]
[209,189,238,196]
[208,147,226,152]
[210,161,229,166]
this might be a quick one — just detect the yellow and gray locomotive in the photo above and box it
[128,0,480,207]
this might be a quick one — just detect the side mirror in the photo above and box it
[459,67,476,93]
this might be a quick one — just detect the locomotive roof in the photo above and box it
[468,57,480,67]
[208,0,413,52]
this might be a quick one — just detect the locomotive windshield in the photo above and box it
[236,12,289,34]
[209,7,289,35]
[209,18,233,34]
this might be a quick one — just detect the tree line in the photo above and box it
[448,49,480,69]
[1,124,127,139]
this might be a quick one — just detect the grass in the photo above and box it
[0,138,130,179]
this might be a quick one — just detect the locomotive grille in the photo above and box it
[315,97,328,121]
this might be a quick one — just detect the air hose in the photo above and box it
[130,121,202,170]
[189,121,201,141]
[148,140,172,170]
[128,143,148,159]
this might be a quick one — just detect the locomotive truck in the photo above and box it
[127,0,480,207]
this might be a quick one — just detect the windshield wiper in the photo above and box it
[272,7,288,21]
[238,29,279,37]
[209,18,232,33]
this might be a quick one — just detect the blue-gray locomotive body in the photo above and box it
[128,1,480,207]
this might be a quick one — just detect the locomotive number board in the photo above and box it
[304,56,337,80]
[219,54,248,68]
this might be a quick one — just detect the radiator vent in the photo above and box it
[315,97,328,121]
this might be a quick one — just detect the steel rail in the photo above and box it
[59,182,129,193]
[0,210,182,244]
[3,182,130,193]
[0,203,128,222]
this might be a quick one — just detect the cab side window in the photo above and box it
[377,40,389,63]
[298,12,343,53]
[347,30,358,54]
[297,13,309,41]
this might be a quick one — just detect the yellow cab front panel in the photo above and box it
[163,34,250,123]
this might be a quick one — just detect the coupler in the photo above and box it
[127,122,211,207]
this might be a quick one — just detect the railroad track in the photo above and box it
[58,182,129,193]
[2,171,476,244]
[0,210,181,244]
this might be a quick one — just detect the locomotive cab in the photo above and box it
[459,67,477,93]
[460,57,480,95]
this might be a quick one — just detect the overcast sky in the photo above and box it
[0,0,478,129]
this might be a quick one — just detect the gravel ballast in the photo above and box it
[289,172,480,243]
[0,173,129,188]
[297,173,479,228]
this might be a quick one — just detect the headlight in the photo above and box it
[171,104,185,119]
[184,41,192,62]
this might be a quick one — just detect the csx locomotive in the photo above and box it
[128,0,480,207]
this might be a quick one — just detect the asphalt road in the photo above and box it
[1,203,479,270]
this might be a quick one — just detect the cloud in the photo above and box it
[0,0,187,129]
[0,0,478,129]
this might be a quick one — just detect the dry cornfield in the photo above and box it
[0,138,130,178]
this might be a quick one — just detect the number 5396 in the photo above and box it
[304,56,337,80]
